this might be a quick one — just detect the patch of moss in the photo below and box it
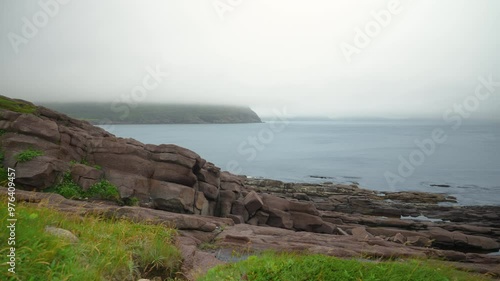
[0,95,37,114]
[15,148,44,162]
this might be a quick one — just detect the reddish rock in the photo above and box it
[261,194,290,211]
[266,208,293,229]
[313,222,335,234]
[289,201,319,216]
[243,191,264,216]
[289,211,325,232]
[152,162,197,187]
[150,151,196,169]
[198,182,219,201]
[218,190,237,217]
[11,114,60,143]
[231,199,249,222]
[197,162,221,187]
[15,157,61,190]
[351,227,373,239]
[70,164,103,190]
[228,214,245,224]
[391,233,406,244]
[150,181,196,214]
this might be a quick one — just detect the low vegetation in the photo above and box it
[46,172,120,202]
[70,159,102,170]
[0,95,37,114]
[0,199,181,280]
[198,252,491,281]
[14,148,44,162]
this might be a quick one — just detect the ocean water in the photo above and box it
[104,120,500,206]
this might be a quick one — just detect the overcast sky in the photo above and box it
[0,0,499,119]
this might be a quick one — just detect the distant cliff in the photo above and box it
[40,103,262,124]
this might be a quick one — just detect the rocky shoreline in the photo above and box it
[1,96,499,280]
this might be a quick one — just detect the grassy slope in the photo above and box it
[0,198,181,281]
[40,103,262,124]
[198,252,492,281]
[0,96,36,114]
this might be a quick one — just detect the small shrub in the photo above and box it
[46,172,83,199]
[47,173,121,203]
[0,129,6,136]
[86,180,120,201]
[123,197,140,206]
[15,148,44,162]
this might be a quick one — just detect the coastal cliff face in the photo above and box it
[1,95,500,278]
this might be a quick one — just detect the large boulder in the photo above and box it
[266,208,293,229]
[15,157,68,190]
[289,201,319,216]
[217,190,237,217]
[231,199,249,222]
[261,194,290,211]
[243,191,264,216]
[197,162,221,187]
[150,180,196,214]
[198,182,219,201]
[70,164,103,190]
[152,162,197,187]
[11,114,60,143]
[289,211,325,232]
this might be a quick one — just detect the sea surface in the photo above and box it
[103,120,500,206]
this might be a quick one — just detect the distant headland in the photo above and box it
[40,102,262,124]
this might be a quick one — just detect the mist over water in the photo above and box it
[106,119,500,206]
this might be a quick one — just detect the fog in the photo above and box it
[0,0,499,120]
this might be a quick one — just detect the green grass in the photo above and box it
[14,149,44,163]
[46,173,121,202]
[0,198,182,281]
[0,96,37,114]
[70,160,102,171]
[122,197,140,206]
[85,180,120,201]
[198,252,491,281]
